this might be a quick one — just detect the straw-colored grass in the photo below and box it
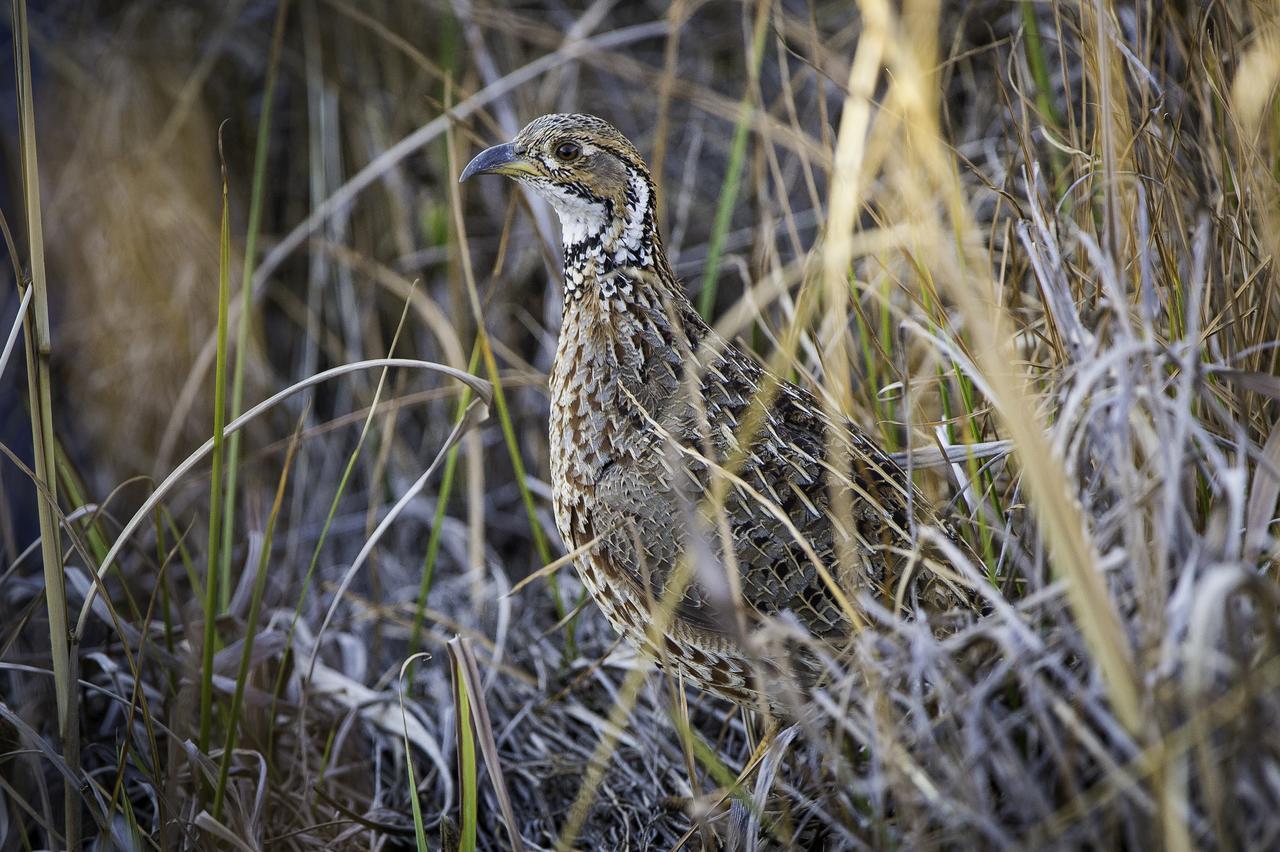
[2,1,1279,849]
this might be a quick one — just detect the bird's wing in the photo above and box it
[691,338,923,637]
[595,270,970,641]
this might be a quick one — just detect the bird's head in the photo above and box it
[460,113,659,271]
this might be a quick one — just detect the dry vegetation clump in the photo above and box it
[2,0,1279,849]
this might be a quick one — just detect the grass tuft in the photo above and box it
[3,2,1279,849]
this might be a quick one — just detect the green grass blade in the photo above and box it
[212,415,303,820]
[53,450,109,564]
[199,129,235,756]
[478,336,561,602]
[267,291,421,756]
[450,644,478,852]
[449,637,526,851]
[696,1,770,318]
[447,114,571,648]
[408,343,483,666]
[1020,2,1067,194]
[398,653,433,852]
[219,0,292,612]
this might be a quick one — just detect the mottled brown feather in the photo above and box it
[465,113,974,708]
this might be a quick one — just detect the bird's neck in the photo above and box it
[554,204,705,391]
[550,193,711,489]
[559,176,666,301]
[551,172,704,413]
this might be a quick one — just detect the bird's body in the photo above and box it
[463,114,968,708]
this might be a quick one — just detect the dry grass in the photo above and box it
[2,0,1279,849]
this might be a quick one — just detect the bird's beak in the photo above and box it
[459,142,535,182]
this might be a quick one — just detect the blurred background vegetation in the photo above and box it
[2,0,1279,849]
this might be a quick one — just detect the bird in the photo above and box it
[461,114,972,712]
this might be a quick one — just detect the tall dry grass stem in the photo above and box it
[10,0,76,843]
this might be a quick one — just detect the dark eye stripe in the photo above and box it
[564,181,606,204]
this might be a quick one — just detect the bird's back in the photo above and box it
[549,266,968,705]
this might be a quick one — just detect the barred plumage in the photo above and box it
[462,114,971,709]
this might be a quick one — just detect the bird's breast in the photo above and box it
[550,304,628,539]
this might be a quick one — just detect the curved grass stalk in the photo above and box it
[72,359,492,640]
[211,418,304,819]
[305,398,491,678]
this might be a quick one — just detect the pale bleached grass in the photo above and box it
[2,1,1279,850]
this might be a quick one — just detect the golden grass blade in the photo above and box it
[853,0,1142,732]
[505,535,599,598]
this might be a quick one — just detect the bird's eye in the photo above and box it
[554,141,581,163]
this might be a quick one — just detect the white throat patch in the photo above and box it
[532,183,608,248]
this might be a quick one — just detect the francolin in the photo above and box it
[461,114,970,711]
